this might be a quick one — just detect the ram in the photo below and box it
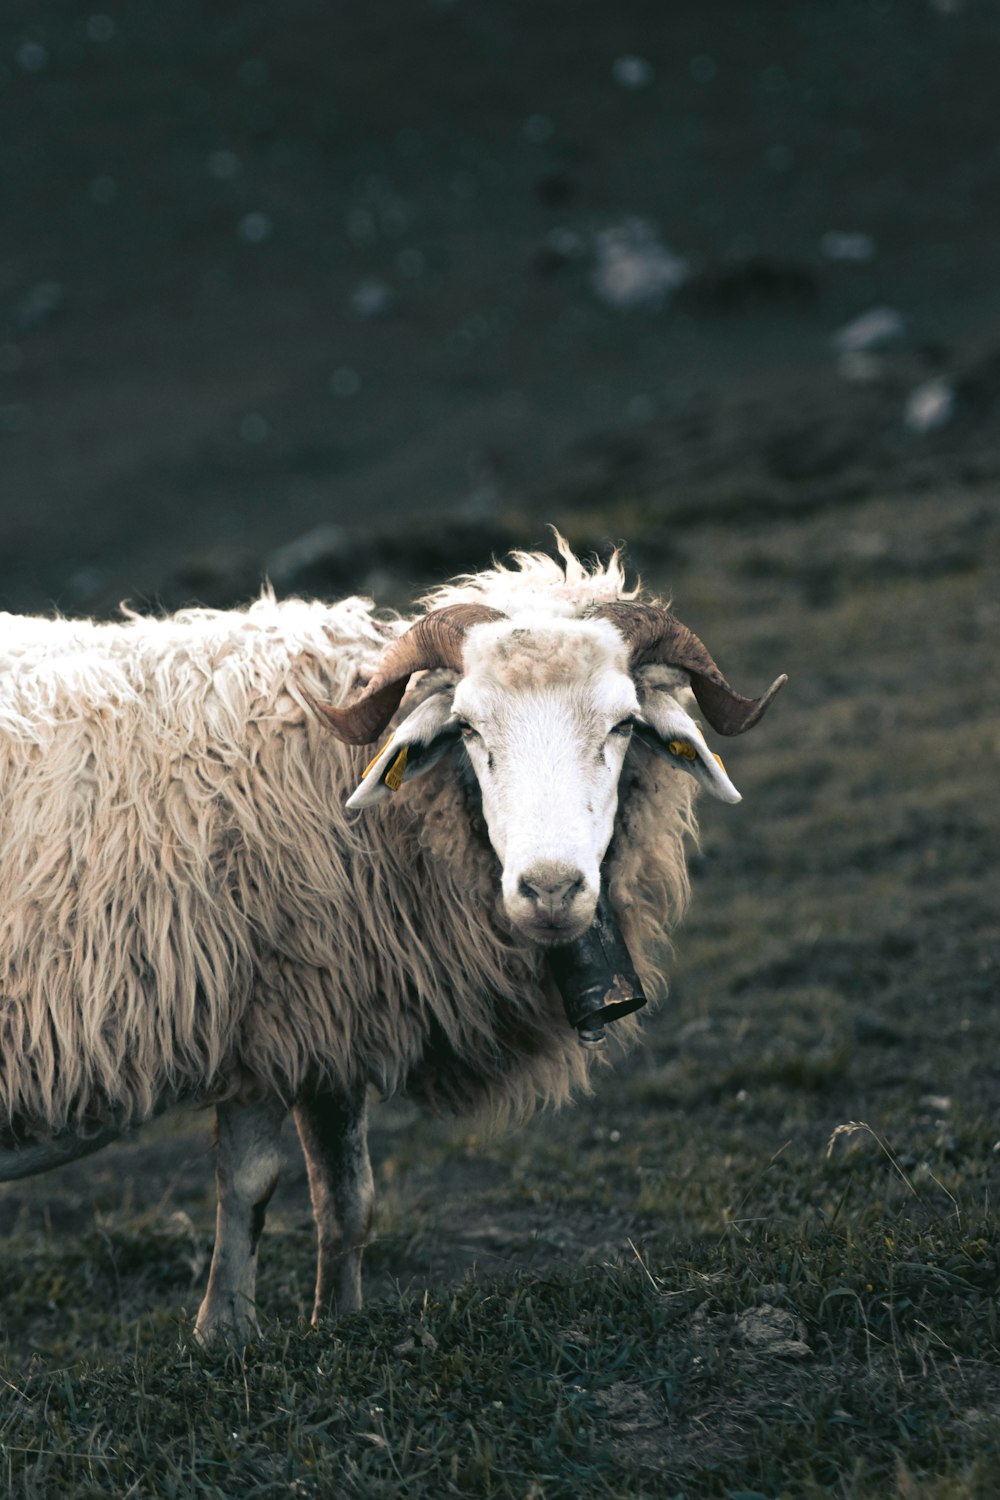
[0,540,784,1340]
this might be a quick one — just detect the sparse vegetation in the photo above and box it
[2,482,998,1497]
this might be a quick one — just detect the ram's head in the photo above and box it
[309,603,785,947]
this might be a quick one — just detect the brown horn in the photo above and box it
[589,601,787,735]
[308,603,506,746]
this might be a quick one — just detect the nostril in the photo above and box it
[517,867,587,911]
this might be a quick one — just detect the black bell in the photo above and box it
[546,890,647,1046]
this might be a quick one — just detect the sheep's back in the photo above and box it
[0,597,386,1132]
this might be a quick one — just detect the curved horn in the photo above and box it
[589,601,787,735]
[309,603,506,745]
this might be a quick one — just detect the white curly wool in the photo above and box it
[0,548,695,1139]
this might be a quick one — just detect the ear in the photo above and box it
[634,683,742,804]
[345,690,460,809]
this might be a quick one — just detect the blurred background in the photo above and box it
[2,0,998,616]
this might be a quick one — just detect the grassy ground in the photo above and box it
[1,481,999,1498]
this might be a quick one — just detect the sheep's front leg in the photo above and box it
[195,1094,286,1344]
[294,1082,374,1322]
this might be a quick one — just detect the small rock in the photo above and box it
[904,376,956,434]
[591,219,688,311]
[832,306,907,354]
[737,1303,811,1358]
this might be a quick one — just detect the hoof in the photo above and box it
[194,1300,259,1347]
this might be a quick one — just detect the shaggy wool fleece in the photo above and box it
[0,544,695,1137]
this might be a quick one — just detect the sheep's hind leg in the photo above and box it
[294,1082,374,1322]
[0,1125,121,1182]
[194,1094,286,1345]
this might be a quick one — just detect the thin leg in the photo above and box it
[0,1125,121,1182]
[294,1082,374,1323]
[194,1093,286,1344]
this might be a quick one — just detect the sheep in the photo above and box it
[0,540,785,1340]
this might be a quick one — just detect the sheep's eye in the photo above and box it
[609,719,633,738]
[459,722,480,740]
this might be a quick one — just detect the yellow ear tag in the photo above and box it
[383,745,409,792]
[362,736,394,780]
[713,752,728,774]
[667,739,698,762]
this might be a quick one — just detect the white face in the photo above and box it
[345,616,743,948]
[450,622,639,945]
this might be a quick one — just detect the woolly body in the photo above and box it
[0,548,695,1145]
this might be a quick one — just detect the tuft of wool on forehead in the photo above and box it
[421,533,647,618]
[462,618,631,692]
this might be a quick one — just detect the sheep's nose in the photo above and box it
[517,864,585,917]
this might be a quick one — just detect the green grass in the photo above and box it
[3,1215,1000,1498]
[2,483,999,1498]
